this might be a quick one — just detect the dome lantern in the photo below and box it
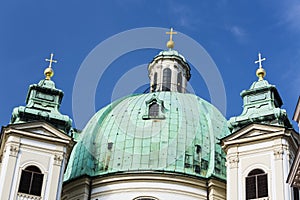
[148,28,191,93]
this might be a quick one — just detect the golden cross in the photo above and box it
[254,52,266,69]
[45,53,57,68]
[166,28,177,41]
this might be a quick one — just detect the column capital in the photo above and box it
[6,144,19,157]
[227,155,239,168]
[53,154,63,166]
[274,148,284,160]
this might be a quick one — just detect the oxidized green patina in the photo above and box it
[64,92,230,181]
[10,79,72,134]
[228,79,292,132]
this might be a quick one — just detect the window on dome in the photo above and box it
[18,165,44,196]
[177,72,182,92]
[184,153,192,168]
[246,168,268,200]
[194,145,201,173]
[162,68,171,91]
[107,142,113,150]
[149,102,159,117]
[143,96,165,120]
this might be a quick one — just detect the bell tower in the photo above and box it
[0,54,74,200]
[222,53,299,200]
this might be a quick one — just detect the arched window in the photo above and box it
[149,102,159,117]
[133,197,158,200]
[152,72,157,92]
[18,165,44,196]
[177,72,182,92]
[246,169,268,199]
[162,68,171,91]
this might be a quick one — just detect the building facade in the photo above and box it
[0,32,299,200]
[0,62,74,200]
[222,72,299,199]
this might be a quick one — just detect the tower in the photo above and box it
[0,54,74,200]
[222,53,299,200]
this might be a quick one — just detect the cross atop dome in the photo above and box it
[44,53,58,80]
[254,52,266,81]
[255,52,266,69]
[45,53,57,69]
[166,28,177,49]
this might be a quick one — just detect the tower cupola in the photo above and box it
[148,28,191,93]
[228,53,292,132]
[10,53,72,134]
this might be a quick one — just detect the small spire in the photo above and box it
[44,53,57,80]
[166,28,177,49]
[254,52,266,81]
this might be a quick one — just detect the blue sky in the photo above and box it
[0,0,299,130]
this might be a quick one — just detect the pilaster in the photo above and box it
[226,148,239,200]
[0,141,20,200]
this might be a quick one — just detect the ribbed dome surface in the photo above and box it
[157,49,187,62]
[64,92,230,181]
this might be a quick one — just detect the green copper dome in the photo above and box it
[64,92,230,181]
[157,49,187,62]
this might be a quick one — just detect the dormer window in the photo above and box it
[143,96,165,120]
[149,102,159,117]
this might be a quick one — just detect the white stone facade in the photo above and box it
[62,172,226,200]
[222,123,299,200]
[0,122,73,200]
[148,57,189,93]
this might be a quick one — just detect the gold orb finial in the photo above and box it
[44,67,54,80]
[167,40,174,49]
[254,52,266,81]
[44,53,57,80]
[256,67,266,81]
[166,28,177,49]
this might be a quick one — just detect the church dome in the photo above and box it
[64,92,230,182]
[156,49,187,63]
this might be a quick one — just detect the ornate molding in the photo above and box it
[274,148,284,160]
[17,192,42,200]
[227,156,239,168]
[8,144,19,157]
[54,154,63,166]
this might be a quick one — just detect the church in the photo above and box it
[0,29,300,200]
